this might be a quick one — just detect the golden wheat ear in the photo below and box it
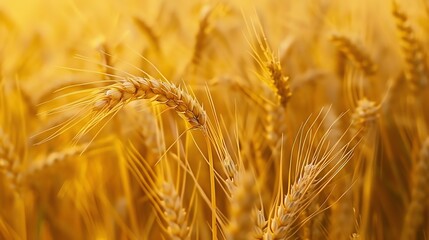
[264,108,356,240]
[392,2,429,92]
[35,76,208,146]
[331,34,377,76]
[244,16,292,109]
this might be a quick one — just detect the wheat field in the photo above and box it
[0,0,428,239]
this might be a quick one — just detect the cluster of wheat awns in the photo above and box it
[1,0,429,239]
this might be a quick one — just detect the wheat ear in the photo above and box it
[265,164,318,240]
[392,2,428,91]
[159,182,190,240]
[264,111,355,239]
[331,34,377,75]
[94,77,207,128]
[401,138,429,240]
[249,21,292,108]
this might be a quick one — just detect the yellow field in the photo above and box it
[0,0,428,239]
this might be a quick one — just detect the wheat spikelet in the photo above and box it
[159,182,190,240]
[392,2,428,91]
[225,171,258,240]
[401,137,429,240]
[331,34,377,75]
[253,209,268,240]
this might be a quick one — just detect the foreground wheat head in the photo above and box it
[1,0,429,239]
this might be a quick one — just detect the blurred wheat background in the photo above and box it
[1,0,429,239]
